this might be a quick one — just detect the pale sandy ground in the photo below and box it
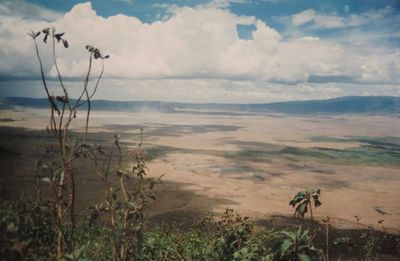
[1,108,400,230]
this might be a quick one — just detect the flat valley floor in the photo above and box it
[1,108,399,230]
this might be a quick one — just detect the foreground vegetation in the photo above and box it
[1,197,399,260]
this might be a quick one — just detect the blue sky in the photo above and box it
[23,0,400,23]
[21,0,400,44]
[0,0,398,102]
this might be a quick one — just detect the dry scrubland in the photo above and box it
[1,108,399,230]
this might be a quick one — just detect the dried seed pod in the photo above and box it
[62,39,68,48]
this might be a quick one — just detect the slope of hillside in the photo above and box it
[1,96,399,114]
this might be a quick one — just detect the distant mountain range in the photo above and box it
[1,96,399,114]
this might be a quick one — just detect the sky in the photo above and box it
[0,0,399,103]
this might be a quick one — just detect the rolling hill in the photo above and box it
[1,96,399,114]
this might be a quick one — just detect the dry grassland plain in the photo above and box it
[1,108,399,230]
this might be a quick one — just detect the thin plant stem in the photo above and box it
[308,195,313,223]
[51,28,71,112]
[84,86,91,141]
[77,58,104,107]
[31,34,58,134]
[74,53,93,109]
[88,58,104,100]
[30,28,108,259]
[32,36,50,98]
[77,58,105,140]
[326,223,329,261]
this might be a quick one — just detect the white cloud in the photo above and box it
[291,9,315,26]
[114,0,133,4]
[0,0,61,21]
[299,36,320,42]
[206,0,250,9]
[291,9,351,28]
[0,2,399,102]
[291,7,393,29]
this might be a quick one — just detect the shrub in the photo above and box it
[269,226,322,261]
[0,198,56,260]
[289,188,321,222]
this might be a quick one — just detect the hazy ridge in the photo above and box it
[1,96,399,114]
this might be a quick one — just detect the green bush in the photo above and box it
[1,198,399,260]
[0,198,56,260]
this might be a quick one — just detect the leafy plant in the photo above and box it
[27,25,168,261]
[30,26,109,259]
[271,226,321,261]
[361,233,383,259]
[0,198,56,260]
[332,235,355,259]
[83,130,163,261]
[360,220,395,260]
[289,188,321,222]
[213,208,254,261]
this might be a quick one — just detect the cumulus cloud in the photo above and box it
[0,1,399,102]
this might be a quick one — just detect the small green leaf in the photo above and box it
[298,253,312,261]
[280,239,293,254]
[296,203,307,217]
[128,202,138,209]
[41,177,51,183]
[296,226,303,238]
[281,231,296,241]
[301,228,309,239]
